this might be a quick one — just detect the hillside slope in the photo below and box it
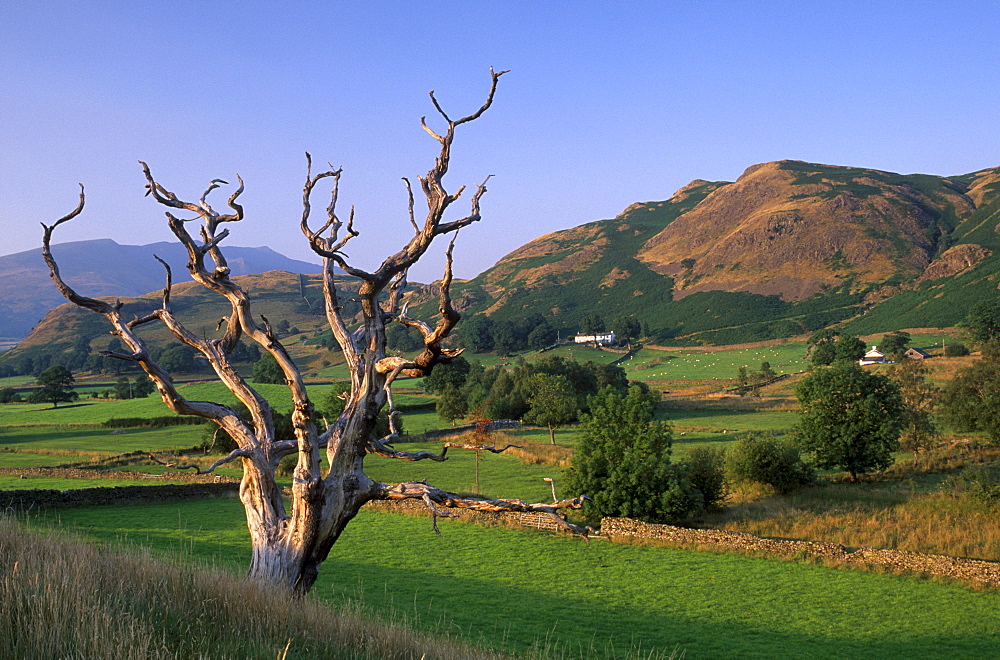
[429,160,1000,343]
[0,239,321,339]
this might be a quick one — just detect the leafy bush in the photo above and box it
[941,466,1000,502]
[0,387,22,403]
[684,446,728,509]
[566,385,702,523]
[251,353,284,384]
[940,352,1000,443]
[945,342,970,357]
[725,433,813,493]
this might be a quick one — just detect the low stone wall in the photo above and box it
[601,517,1000,587]
[2,483,238,511]
[0,467,238,483]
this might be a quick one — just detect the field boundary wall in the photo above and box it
[2,483,238,510]
[601,516,1000,587]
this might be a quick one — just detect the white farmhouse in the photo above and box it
[859,346,887,365]
[574,332,617,346]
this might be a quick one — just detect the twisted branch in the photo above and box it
[148,448,249,475]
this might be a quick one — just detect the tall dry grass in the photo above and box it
[703,485,1000,562]
[0,516,512,659]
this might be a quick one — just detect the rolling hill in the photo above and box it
[421,160,1000,344]
[0,239,321,339]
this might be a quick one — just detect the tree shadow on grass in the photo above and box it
[25,402,94,412]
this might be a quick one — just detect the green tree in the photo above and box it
[422,356,471,394]
[964,299,1000,344]
[522,373,579,444]
[319,382,350,419]
[482,370,527,419]
[611,316,641,349]
[834,335,867,364]
[526,322,557,351]
[890,359,939,464]
[491,319,526,355]
[133,374,155,398]
[112,376,133,400]
[566,385,699,523]
[805,328,838,359]
[812,334,866,366]
[229,340,261,363]
[155,343,196,372]
[758,361,776,380]
[28,365,78,408]
[579,313,606,335]
[585,360,629,393]
[385,323,423,352]
[945,342,970,357]
[458,315,494,353]
[252,353,285,384]
[796,364,905,480]
[879,331,911,359]
[684,446,728,508]
[436,383,468,425]
[940,351,1000,443]
[0,387,22,403]
[725,433,813,493]
[810,341,837,366]
[736,361,777,396]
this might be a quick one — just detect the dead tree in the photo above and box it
[40,69,586,595]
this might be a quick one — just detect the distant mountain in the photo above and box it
[0,270,354,375]
[411,160,1000,344]
[0,239,321,339]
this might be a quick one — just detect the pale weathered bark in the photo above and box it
[42,70,586,595]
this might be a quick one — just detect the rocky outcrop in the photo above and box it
[917,243,991,283]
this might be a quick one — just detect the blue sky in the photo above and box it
[3,1,1000,282]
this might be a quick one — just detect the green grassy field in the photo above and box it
[366,437,559,502]
[0,425,205,455]
[622,342,810,382]
[35,500,1000,659]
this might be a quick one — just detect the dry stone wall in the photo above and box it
[0,467,237,483]
[602,517,1000,587]
[2,483,238,511]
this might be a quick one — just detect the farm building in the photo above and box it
[905,347,931,360]
[574,332,616,346]
[859,346,888,365]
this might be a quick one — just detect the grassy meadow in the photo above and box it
[24,500,1000,659]
[4,331,1000,657]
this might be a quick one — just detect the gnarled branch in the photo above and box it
[148,448,249,475]
[378,482,590,537]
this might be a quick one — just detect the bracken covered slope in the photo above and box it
[429,160,1000,343]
